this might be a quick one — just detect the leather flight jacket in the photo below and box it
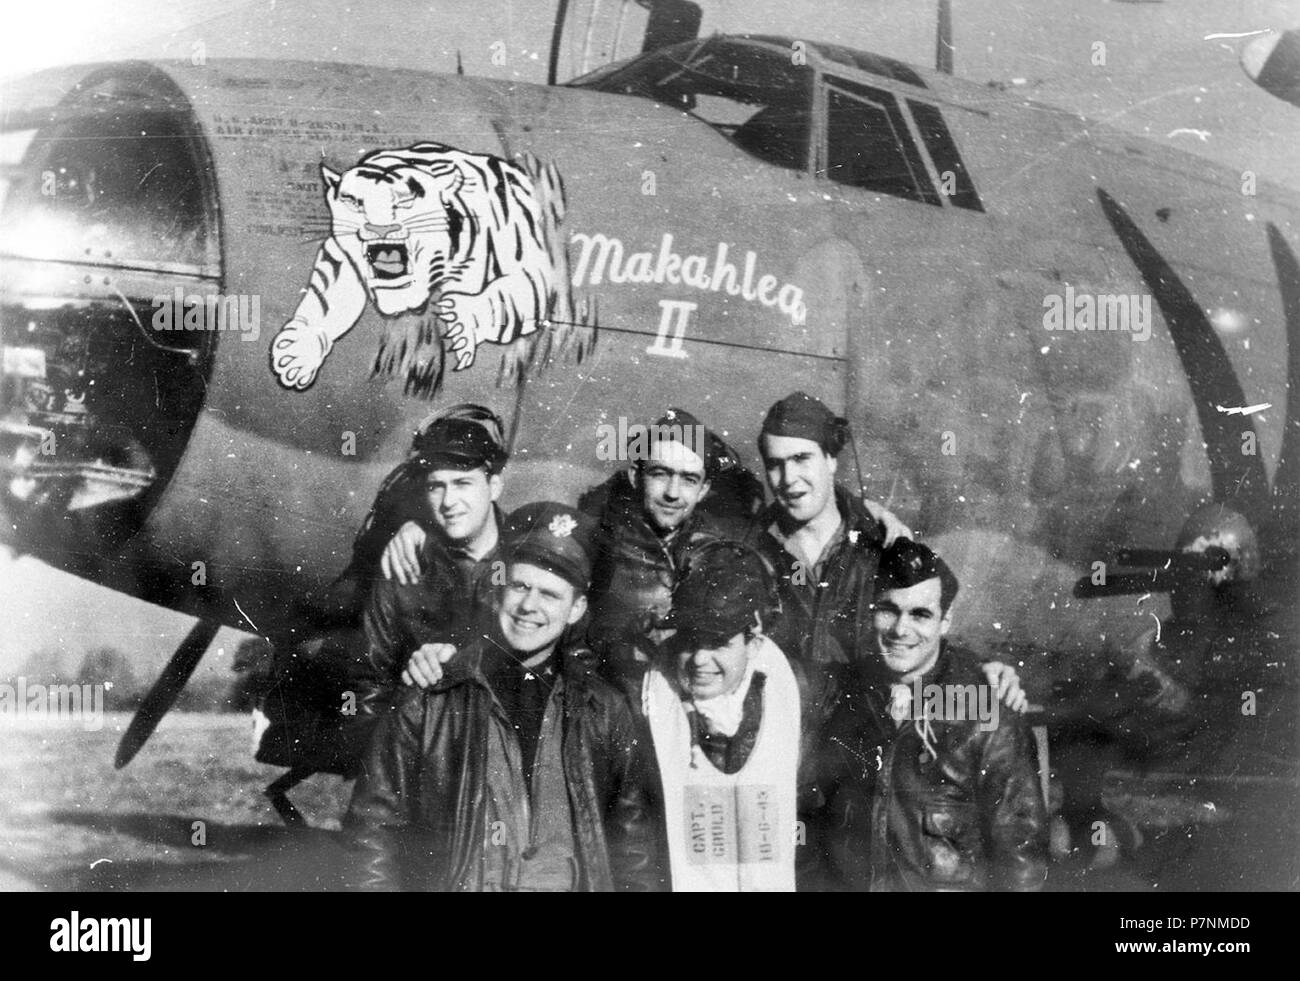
[583,472,753,672]
[355,506,507,711]
[343,638,665,892]
[812,644,1048,891]
[752,485,886,727]
[253,510,505,775]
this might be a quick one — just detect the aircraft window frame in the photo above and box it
[0,108,218,274]
[818,75,942,207]
[805,40,929,89]
[566,37,815,173]
[907,99,985,213]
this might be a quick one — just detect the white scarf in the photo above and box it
[643,637,800,892]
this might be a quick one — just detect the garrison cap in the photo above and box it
[760,391,850,456]
[874,539,960,613]
[639,407,718,476]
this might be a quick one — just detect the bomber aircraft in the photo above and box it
[1,0,1296,882]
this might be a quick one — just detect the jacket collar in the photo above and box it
[760,483,884,551]
[432,633,599,701]
[600,468,702,547]
[857,640,959,724]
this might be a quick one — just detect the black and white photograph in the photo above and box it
[0,0,1295,924]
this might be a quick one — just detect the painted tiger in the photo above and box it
[271,141,569,390]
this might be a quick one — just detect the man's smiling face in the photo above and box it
[423,466,501,546]
[638,439,710,535]
[497,561,587,656]
[675,630,756,700]
[872,577,952,680]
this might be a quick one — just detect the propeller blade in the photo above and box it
[1097,189,1270,520]
[1265,223,1300,564]
[114,617,221,769]
[1116,547,1230,571]
[936,0,954,75]
[1074,571,1171,598]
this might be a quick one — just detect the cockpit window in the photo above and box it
[567,38,812,172]
[0,109,213,271]
[822,78,940,206]
[908,99,984,212]
[800,39,928,89]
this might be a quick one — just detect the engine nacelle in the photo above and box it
[1,63,218,568]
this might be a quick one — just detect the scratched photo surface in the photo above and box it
[0,0,1296,892]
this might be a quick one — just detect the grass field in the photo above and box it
[0,713,353,891]
[2,710,1295,891]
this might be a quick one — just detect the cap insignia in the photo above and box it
[548,513,578,538]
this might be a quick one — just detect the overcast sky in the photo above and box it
[2,0,1298,677]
